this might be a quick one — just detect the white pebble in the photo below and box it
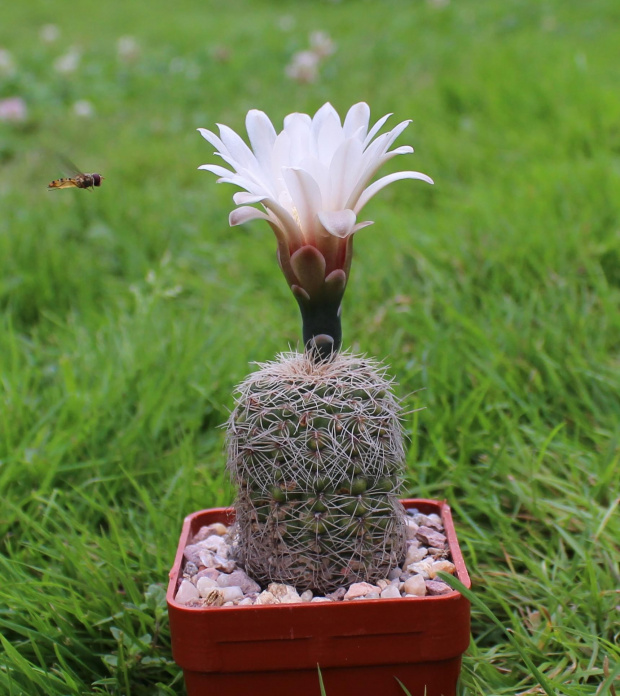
[255,590,277,605]
[300,590,313,602]
[380,584,402,599]
[217,570,261,594]
[196,576,219,596]
[201,534,228,554]
[175,579,199,604]
[198,550,215,568]
[310,597,332,603]
[344,582,379,600]
[405,519,420,539]
[238,597,255,606]
[429,560,456,578]
[406,559,434,579]
[403,574,427,597]
[405,546,428,565]
[220,586,244,603]
[212,554,236,572]
[268,583,302,604]
[387,567,402,581]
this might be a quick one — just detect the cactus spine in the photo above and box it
[227,349,407,594]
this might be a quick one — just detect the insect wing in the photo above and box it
[57,155,85,178]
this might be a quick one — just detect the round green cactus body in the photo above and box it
[226,350,407,593]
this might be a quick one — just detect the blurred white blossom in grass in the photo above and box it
[309,31,336,59]
[117,35,140,63]
[278,15,296,32]
[285,31,336,84]
[54,48,81,74]
[0,97,27,123]
[39,24,60,43]
[285,50,320,84]
[0,48,16,77]
[73,100,94,117]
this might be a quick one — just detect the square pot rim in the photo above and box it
[167,498,470,613]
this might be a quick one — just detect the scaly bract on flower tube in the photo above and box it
[198,102,433,357]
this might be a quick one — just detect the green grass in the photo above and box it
[1,0,619,694]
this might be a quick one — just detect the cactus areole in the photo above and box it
[198,102,432,592]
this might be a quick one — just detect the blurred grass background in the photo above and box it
[1,0,619,694]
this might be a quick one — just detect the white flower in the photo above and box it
[309,31,336,59]
[54,48,81,74]
[198,102,433,354]
[198,101,433,252]
[117,35,140,63]
[40,24,60,43]
[285,50,320,84]
[73,99,94,117]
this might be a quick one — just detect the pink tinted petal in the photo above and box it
[353,171,434,214]
[233,192,267,205]
[317,209,357,239]
[290,245,327,295]
[229,207,270,226]
[352,220,374,233]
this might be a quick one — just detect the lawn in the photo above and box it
[0,0,619,694]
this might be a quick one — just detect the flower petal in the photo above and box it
[328,137,364,209]
[233,191,267,205]
[354,171,434,214]
[282,167,323,243]
[363,112,392,148]
[343,102,370,140]
[198,164,233,177]
[290,245,327,296]
[317,209,357,239]
[217,123,257,169]
[197,127,225,152]
[245,109,277,177]
[230,206,270,226]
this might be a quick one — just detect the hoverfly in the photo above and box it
[47,157,104,191]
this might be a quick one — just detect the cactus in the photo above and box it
[198,102,432,593]
[226,349,407,593]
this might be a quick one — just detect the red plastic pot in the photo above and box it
[167,499,471,696]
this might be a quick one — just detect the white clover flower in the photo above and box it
[117,35,140,63]
[39,24,60,44]
[73,99,94,117]
[198,102,433,354]
[285,50,320,84]
[309,31,336,59]
[54,48,81,74]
